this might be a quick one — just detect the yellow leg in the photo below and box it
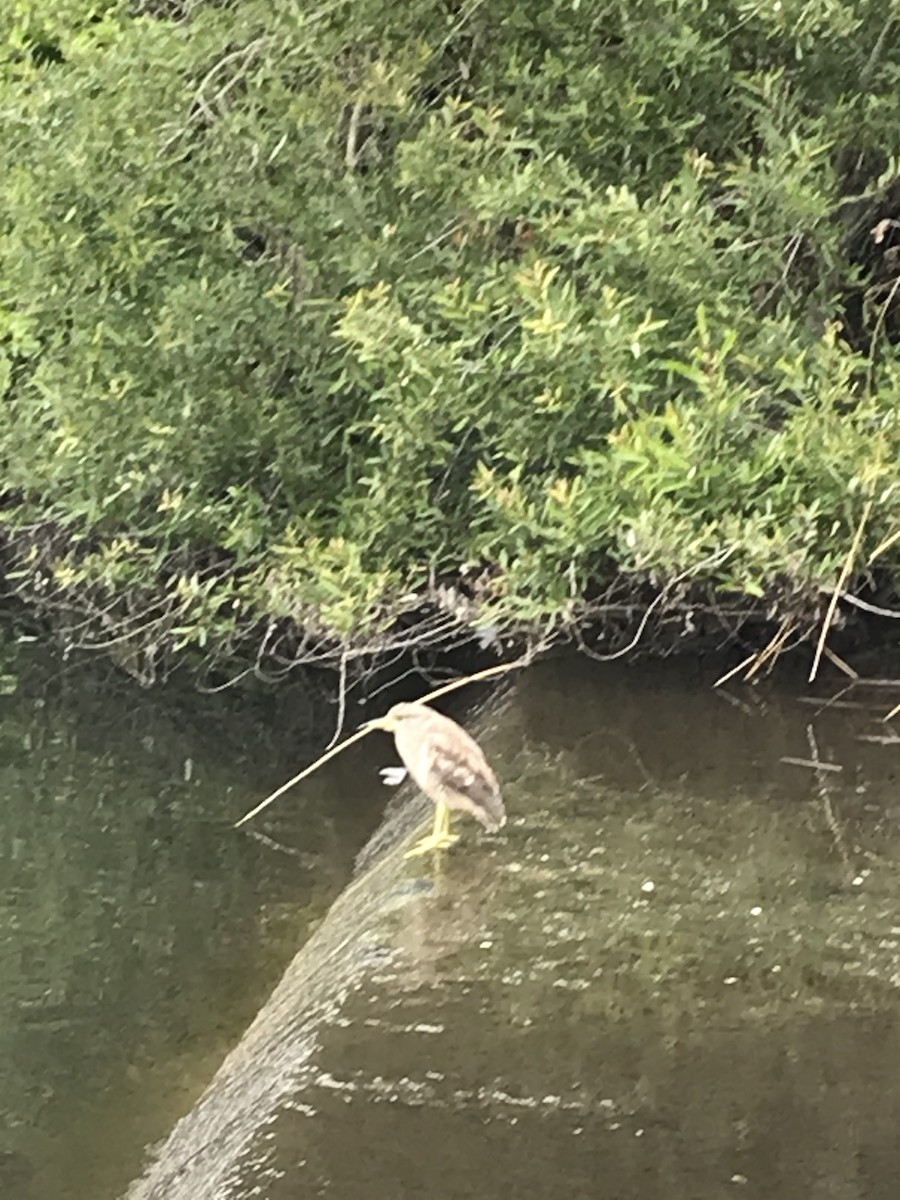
[405,801,459,857]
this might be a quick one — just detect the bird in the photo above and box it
[364,702,506,856]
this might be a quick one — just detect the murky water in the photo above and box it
[0,643,382,1200]
[3,642,900,1199]
[234,656,900,1200]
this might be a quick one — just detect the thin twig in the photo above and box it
[860,15,897,89]
[756,230,805,311]
[866,274,900,395]
[822,645,859,679]
[714,687,757,716]
[839,590,900,619]
[780,756,842,773]
[745,619,795,681]
[415,638,544,704]
[323,649,349,752]
[712,618,797,687]
[243,828,317,861]
[574,588,668,663]
[579,546,738,664]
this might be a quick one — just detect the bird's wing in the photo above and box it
[426,739,504,827]
[428,742,490,793]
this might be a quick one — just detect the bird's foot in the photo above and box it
[404,832,459,858]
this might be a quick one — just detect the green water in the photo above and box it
[252,656,900,1200]
[3,642,900,1200]
[0,645,381,1200]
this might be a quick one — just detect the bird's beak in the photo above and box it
[362,716,390,733]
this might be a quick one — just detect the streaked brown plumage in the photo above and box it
[366,702,505,855]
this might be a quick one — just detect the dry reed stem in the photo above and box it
[713,651,757,688]
[809,499,873,684]
[713,618,795,688]
[233,724,374,828]
[745,619,796,681]
[867,527,900,564]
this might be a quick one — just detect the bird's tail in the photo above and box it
[480,788,506,832]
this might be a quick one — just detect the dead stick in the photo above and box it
[809,500,872,684]
[413,643,541,704]
[713,651,757,689]
[867,527,900,564]
[822,645,859,680]
[233,724,374,828]
[746,619,795,681]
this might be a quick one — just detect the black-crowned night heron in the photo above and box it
[365,702,506,856]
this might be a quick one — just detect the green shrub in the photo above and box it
[1,0,899,673]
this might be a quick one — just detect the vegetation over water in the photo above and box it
[2,0,899,678]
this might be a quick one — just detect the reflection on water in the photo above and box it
[0,645,382,1200]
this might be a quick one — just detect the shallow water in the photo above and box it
[3,644,900,1199]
